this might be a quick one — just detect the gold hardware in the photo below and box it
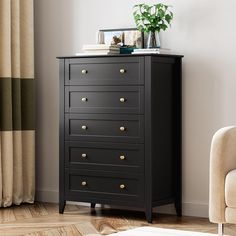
[120,184,125,189]
[81,69,87,74]
[81,153,87,158]
[81,181,87,186]
[82,125,87,130]
[81,97,88,102]
[120,155,126,160]
[120,126,126,132]
[120,69,126,74]
[119,98,126,103]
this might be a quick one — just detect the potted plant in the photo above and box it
[133,3,173,48]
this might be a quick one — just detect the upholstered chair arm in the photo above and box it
[209,126,236,223]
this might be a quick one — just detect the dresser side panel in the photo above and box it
[151,58,176,203]
[59,59,66,208]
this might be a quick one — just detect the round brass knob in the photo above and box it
[120,184,125,189]
[120,155,126,160]
[120,69,126,74]
[81,181,87,186]
[119,98,126,103]
[81,69,87,74]
[120,126,126,132]
[82,125,87,130]
[81,153,87,158]
[81,97,88,102]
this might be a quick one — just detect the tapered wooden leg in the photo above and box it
[145,207,153,223]
[175,200,182,217]
[59,200,66,214]
[91,203,96,209]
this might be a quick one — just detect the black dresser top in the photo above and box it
[57,53,183,59]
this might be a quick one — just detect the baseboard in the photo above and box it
[183,202,209,218]
[36,189,58,203]
[155,202,209,218]
[36,189,209,218]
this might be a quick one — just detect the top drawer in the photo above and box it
[65,57,144,85]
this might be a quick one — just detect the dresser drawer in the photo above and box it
[65,114,144,143]
[65,142,144,172]
[65,86,144,114]
[65,169,144,204]
[65,57,144,85]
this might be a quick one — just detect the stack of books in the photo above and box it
[132,48,171,55]
[80,44,120,55]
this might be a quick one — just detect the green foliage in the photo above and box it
[133,3,173,33]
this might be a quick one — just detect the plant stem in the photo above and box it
[151,31,157,48]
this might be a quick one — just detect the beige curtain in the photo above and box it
[0,0,35,207]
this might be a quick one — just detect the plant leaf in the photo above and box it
[133,2,173,32]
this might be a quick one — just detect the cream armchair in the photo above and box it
[209,126,236,236]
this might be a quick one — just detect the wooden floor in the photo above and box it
[0,202,235,235]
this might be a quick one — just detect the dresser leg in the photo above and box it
[59,200,66,214]
[145,208,153,223]
[91,203,96,209]
[175,200,182,217]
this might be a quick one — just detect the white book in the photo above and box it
[132,51,160,54]
[83,49,120,54]
[132,48,171,55]
[84,48,120,52]
[133,48,160,52]
[84,52,120,55]
[75,52,120,56]
[133,48,170,52]
[82,44,120,51]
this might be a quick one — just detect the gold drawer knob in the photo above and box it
[120,69,126,74]
[119,98,126,103]
[120,184,125,189]
[81,97,88,102]
[82,125,87,130]
[81,181,87,186]
[120,126,126,132]
[81,153,87,158]
[81,69,88,74]
[120,155,126,160]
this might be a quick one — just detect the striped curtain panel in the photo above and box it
[0,0,35,207]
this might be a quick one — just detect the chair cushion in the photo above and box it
[225,207,236,224]
[225,169,236,207]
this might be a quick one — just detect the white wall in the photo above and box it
[34,0,236,217]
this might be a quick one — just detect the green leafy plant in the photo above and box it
[133,3,173,33]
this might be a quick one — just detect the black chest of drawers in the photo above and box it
[58,54,183,223]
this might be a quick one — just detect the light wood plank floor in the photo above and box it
[0,202,235,235]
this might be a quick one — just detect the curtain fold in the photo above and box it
[0,0,35,207]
